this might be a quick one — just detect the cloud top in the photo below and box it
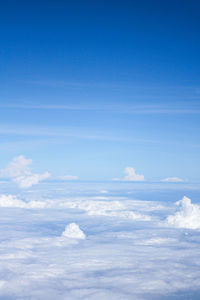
[0,155,50,188]
[62,223,86,239]
[1,155,32,178]
[113,167,145,181]
[167,196,200,229]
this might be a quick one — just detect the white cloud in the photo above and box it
[161,177,184,182]
[112,167,145,181]
[59,175,78,180]
[62,223,86,239]
[124,167,145,181]
[0,193,152,224]
[0,194,26,208]
[167,196,200,229]
[0,155,50,188]
[0,155,32,178]
[1,184,200,299]
[88,209,151,221]
[0,194,51,209]
[13,172,50,188]
[99,190,109,194]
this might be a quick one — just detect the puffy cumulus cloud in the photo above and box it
[0,194,50,209]
[13,172,50,188]
[161,177,184,182]
[113,167,144,181]
[59,175,78,180]
[167,196,200,229]
[0,155,32,178]
[62,223,86,239]
[0,194,26,208]
[124,167,145,181]
[0,155,50,188]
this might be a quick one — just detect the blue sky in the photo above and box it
[0,0,200,181]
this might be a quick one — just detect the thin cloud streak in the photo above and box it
[1,125,200,148]
[20,79,200,91]
[1,104,200,114]
[0,125,130,142]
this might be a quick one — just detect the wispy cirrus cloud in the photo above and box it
[0,124,157,143]
[1,125,200,151]
[1,103,200,114]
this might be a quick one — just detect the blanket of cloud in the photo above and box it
[0,181,200,300]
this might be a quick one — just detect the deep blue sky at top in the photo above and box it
[0,0,200,180]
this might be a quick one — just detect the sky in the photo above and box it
[1,3,200,298]
[0,0,200,181]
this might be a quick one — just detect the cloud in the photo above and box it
[0,193,151,223]
[112,167,145,181]
[0,155,32,178]
[167,196,200,229]
[88,208,151,221]
[161,177,184,182]
[124,167,145,181]
[13,172,50,188]
[0,155,50,188]
[0,194,51,209]
[59,175,78,181]
[99,190,109,194]
[2,102,200,115]
[0,125,127,142]
[0,194,26,208]
[1,184,200,299]
[62,223,86,239]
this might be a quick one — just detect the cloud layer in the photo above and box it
[0,182,200,299]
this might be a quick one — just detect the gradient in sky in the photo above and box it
[0,0,200,181]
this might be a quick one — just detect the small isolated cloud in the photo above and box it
[167,196,200,229]
[0,155,50,188]
[13,172,50,188]
[161,177,184,182]
[112,167,145,181]
[99,190,109,194]
[59,175,78,180]
[62,223,86,239]
[124,167,145,181]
